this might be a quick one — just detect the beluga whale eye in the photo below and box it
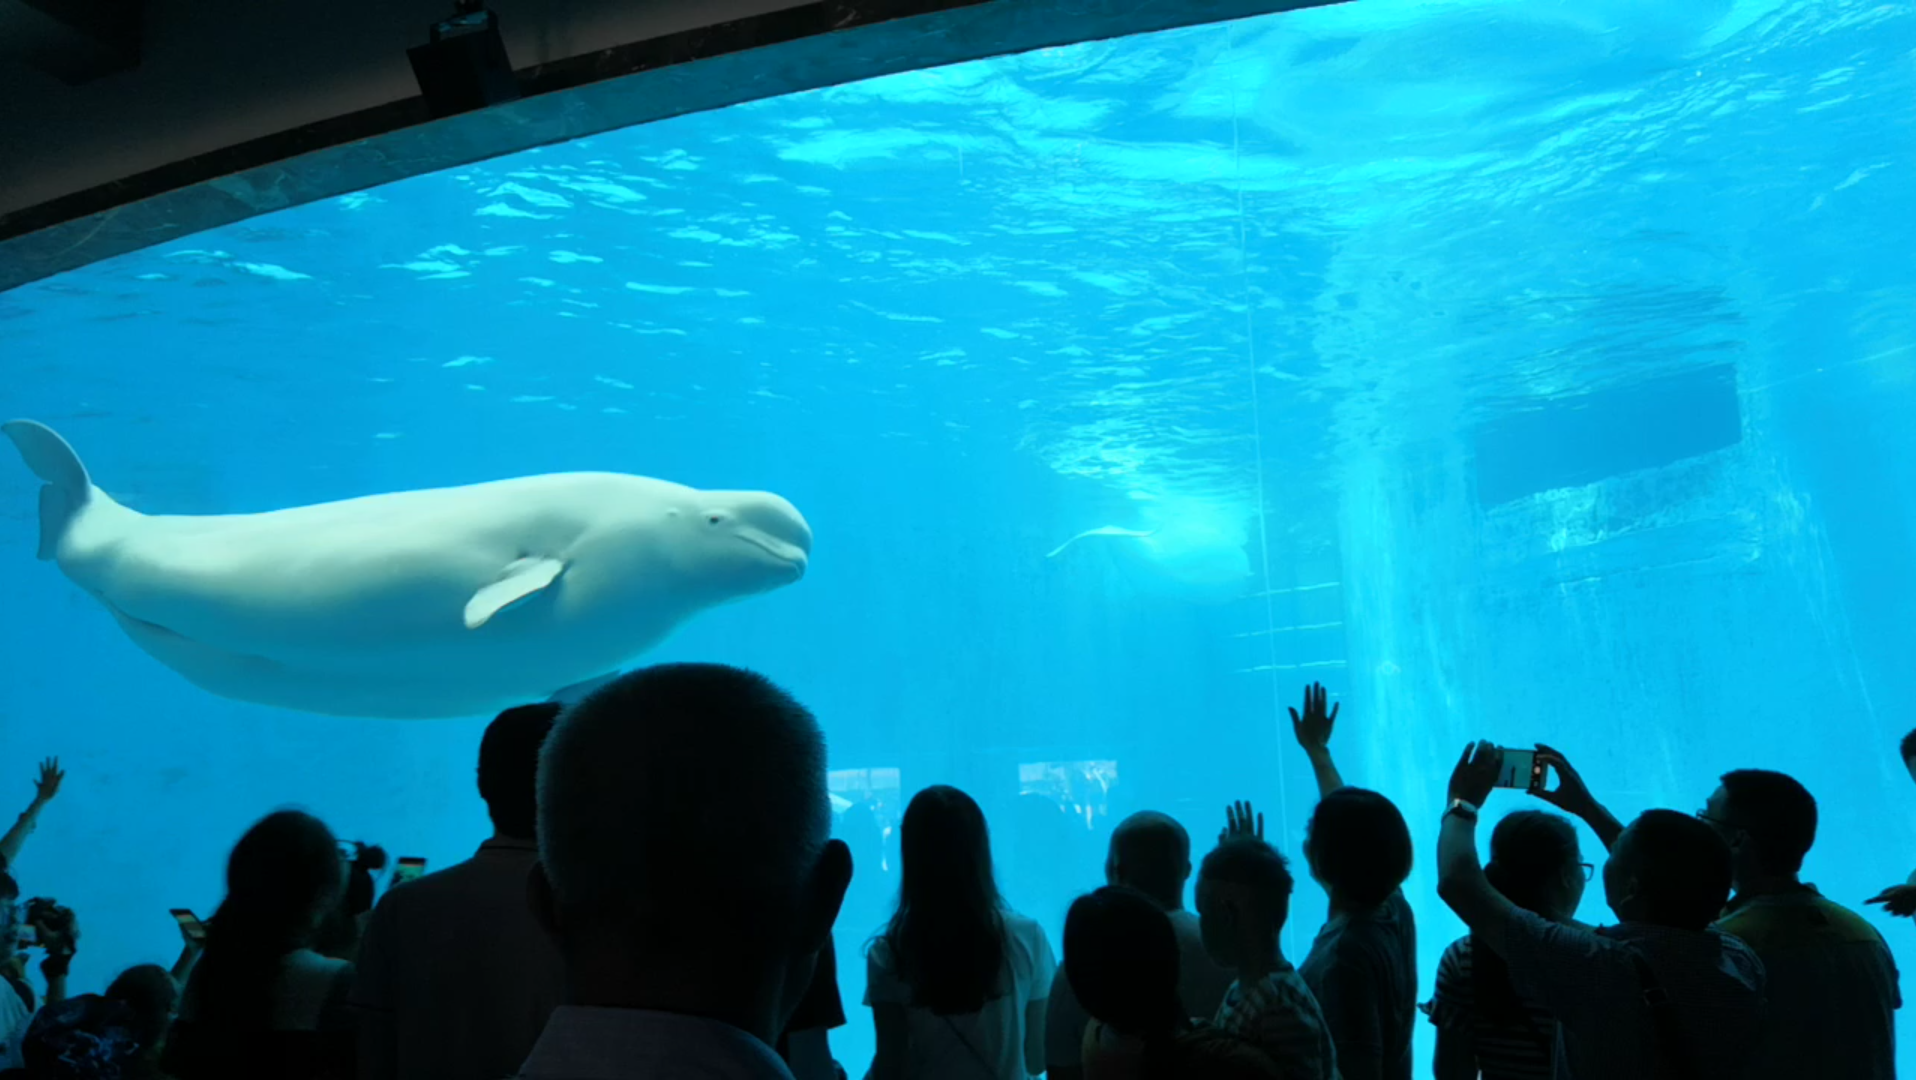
[707,512,725,525]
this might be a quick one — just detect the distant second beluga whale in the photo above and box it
[1047,511,1253,600]
[3,420,813,719]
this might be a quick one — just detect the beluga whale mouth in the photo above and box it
[739,530,809,577]
[706,489,812,582]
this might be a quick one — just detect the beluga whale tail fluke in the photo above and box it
[3,419,814,720]
[4,420,98,560]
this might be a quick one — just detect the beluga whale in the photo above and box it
[3,420,812,719]
[1046,505,1254,602]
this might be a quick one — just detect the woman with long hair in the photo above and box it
[1427,809,1587,1080]
[160,810,354,1080]
[865,786,1054,1080]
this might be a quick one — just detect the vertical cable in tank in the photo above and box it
[1226,24,1296,959]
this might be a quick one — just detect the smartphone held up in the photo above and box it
[170,908,207,945]
[1494,747,1549,793]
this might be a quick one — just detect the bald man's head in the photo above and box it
[535,664,849,1002]
[1105,811,1193,910]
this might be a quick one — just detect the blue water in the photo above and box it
[3,0,1915,1071]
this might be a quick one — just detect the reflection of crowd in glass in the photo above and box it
[0,668,1904,1079]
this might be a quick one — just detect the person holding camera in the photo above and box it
[0,757,74,1074]
[317,842,387,963]
[0,881,79,1071]
[1436,740,1763,1080]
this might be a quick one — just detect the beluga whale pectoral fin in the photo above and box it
[463,556,566,629]
[3,419,94,562]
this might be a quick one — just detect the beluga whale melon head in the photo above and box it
[3,418,812,719]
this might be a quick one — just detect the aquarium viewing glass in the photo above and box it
[3,0,1914,1071]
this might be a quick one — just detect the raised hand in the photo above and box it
[1448,741,1501,809]
[1289,682,1339,754]
[1529,743,1624,850]
[1867,885,1916,918]
[1529,744,1596,817]
[1220,799,1264,844]
[32,758,63,805]
[35,904,78,959]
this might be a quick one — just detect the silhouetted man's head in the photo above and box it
[1196,837,1294,970]
[1485,810,1586,924]
[1065,886,1183,1038]
[479,703,562,840]
[532,663,851,1043]
[1603,809,1733,930]
[1105,811,1192,910]
[1304,787,1412,908]
[1901,729,1916,786]
[1705,770,1817,887]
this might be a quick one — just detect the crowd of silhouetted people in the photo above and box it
[0,666,1908,1079]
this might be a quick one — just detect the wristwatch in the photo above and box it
[1444,798,1480,823]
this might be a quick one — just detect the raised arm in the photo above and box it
[0,759,63,869]
[1290,683,1345,797]
[170,915,206,986]
[1435,742,1522,952]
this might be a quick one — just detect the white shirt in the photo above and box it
[0,977,28,1069]
[519,1006,794,1080]
[866,910,1056,1080]
[353,838,565,1080]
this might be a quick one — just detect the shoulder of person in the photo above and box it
[1495,908,1616,970]
[379,859,468,903]
[1002,910,1055,974]
[1437,935,1473,975]
[1001,909,1049,948]
[1271,967,1326,1009]
[1326,901,1413,965]
[1705,927,1765,968]
[286,949,354,985]
[1807,894,1889,941]
[1387,889,1416,920]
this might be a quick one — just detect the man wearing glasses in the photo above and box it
[1435,742,1764,1080]
[1703,770,1898,1080]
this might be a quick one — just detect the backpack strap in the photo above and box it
[1625,947,1699,1080]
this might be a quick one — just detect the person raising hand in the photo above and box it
[0,759,65,873]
